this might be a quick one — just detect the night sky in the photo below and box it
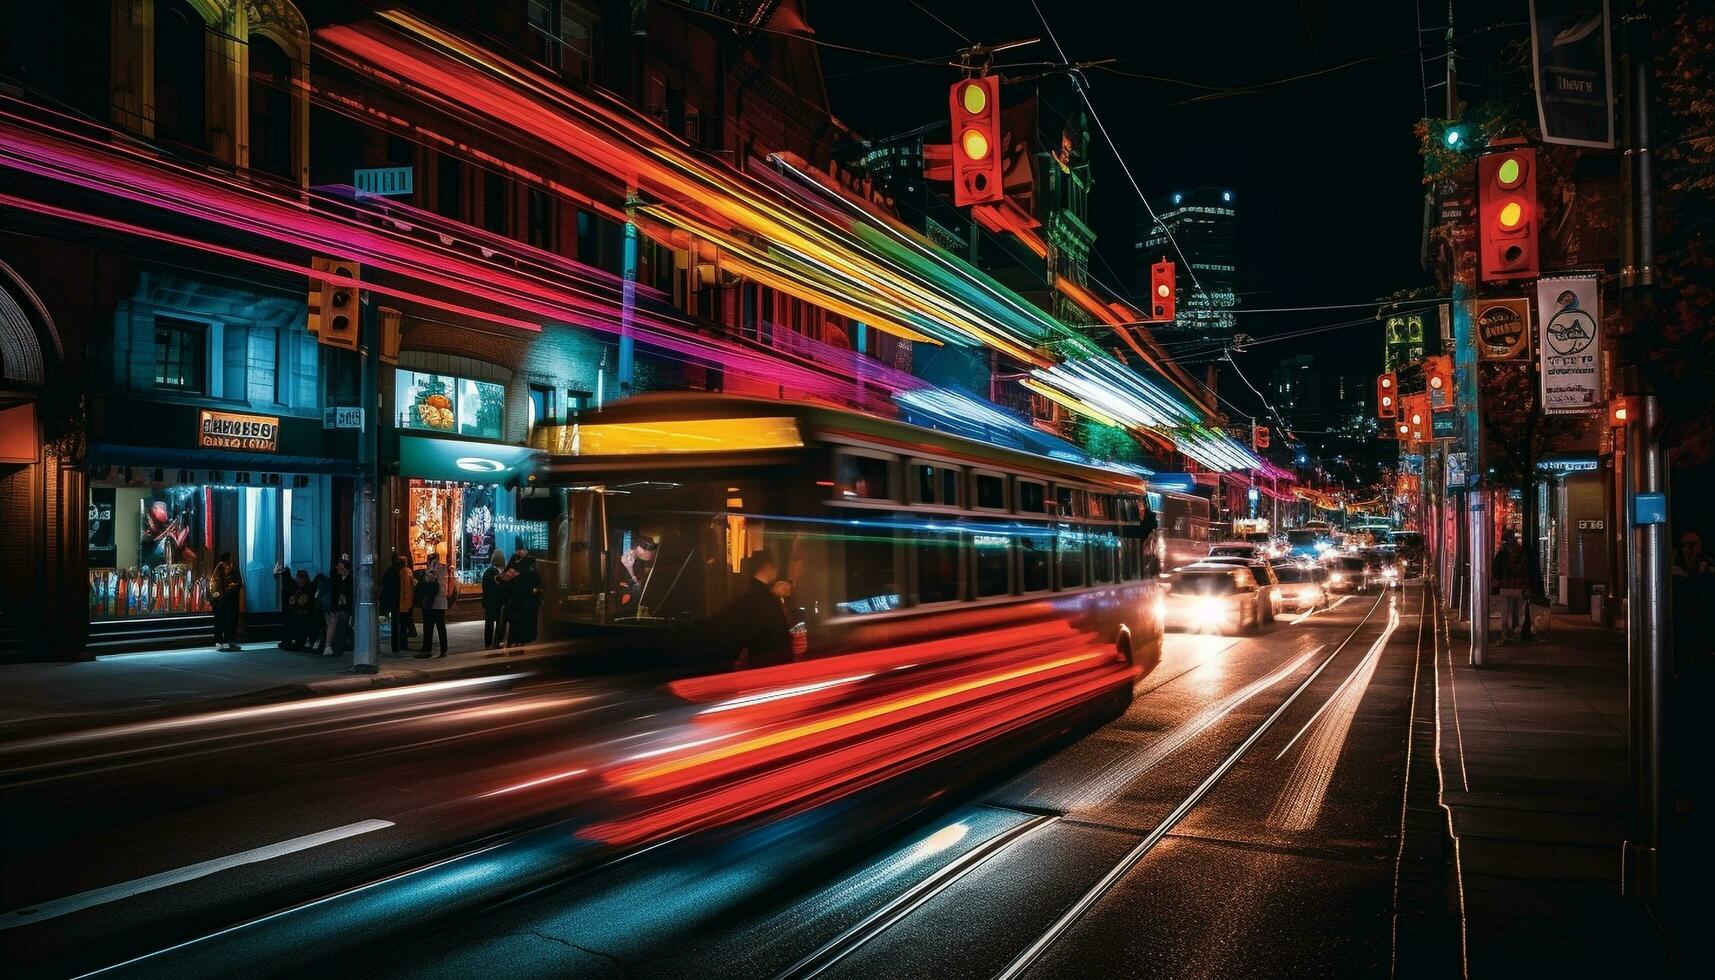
[813,0,1443,420]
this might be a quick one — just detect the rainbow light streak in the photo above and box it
[316,18,1258,471]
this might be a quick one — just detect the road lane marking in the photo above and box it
[0,819,395,929]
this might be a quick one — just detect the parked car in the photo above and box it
[1273,562,1331,611]
[1163,566,1267,634]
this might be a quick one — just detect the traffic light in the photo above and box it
[1402,393,1429,443]
[309,256,360,351]
[1149,259,1176,321]
[1376,372,1397,419]
[948,76,1002,207]
[1478,148,1538,282]
[1253,425,1270,450]
[1609,396,1636,427]
[1423,355,1452,409]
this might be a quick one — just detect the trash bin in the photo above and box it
[1589,584,1606,624]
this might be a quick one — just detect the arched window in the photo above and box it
[248,34,293,179]
[154,0,207,150]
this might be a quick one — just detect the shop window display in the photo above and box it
[408,480,533,585]
[397,370,506,440]
[87,479,326,621]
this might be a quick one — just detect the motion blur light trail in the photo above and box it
[583,633,1135,845]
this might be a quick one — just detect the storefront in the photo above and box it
[397,434,545,587]
[85,400,349,637]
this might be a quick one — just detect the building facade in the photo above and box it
[1133,187,1238,341]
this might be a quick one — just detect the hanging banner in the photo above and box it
[1537,275,1602,414]
[1475,296,1531,360]
[1529,0,1615,148]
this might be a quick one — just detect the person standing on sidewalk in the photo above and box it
[273,563,315,651]
[398,554,418,639]
[1494,532,1528,642]
[209,553,244,651]
[503,543,542,648]
[481,550,510,649]
[317,559,354,657]
[379,553,408,655]
[415,551,454,658]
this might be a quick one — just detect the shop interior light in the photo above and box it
[565,417,803,456]
[455,456,506,473]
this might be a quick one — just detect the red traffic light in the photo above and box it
[1253,425,1270,450]
[949,76,1002,207]
[1376,372,1397,419]
[1149,259,1176,321]
[1478,149,1538,282]
[1423,355,1452,409]
[1609,396,1636,427]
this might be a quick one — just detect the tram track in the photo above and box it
[764,589,1396,980]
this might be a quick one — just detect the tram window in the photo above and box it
[910,463,962,507]
[1116,495,1139,523]
[974,473,1006,510]
[1120,535,1140,580]
[914,531,961,604]
[973,531,1011,597]
[1088,494,1111,520]
[837,525,899,615]
[1018,481,1046,514]
[1091,530,1117,583]
[838,453,892,500]
[1019,526,1051,591]
[1057,527,1086,589]
[1055,487,1084,519]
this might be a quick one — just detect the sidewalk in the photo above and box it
[1435,604,1680,975]
[0,619,558,737]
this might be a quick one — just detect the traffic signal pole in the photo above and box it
[349,284,380,674]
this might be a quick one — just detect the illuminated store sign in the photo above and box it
[198,410,279,452]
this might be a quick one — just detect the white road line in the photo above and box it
[0,819,395,929]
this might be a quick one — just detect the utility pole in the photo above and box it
[1622,383,1666,899]
[349,283,380,674]
[619,191,640,396]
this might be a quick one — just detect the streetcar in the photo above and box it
[523,393,1164,698]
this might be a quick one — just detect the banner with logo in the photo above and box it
[1529,0,1615,148]
[1537,275,1602,414]
[1475,296,1531,360]
[87,486,116,568]
[198,410,279,452]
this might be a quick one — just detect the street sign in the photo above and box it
[354,166,414,196]
[324,406,364,429]
[1633,493,1666,526]
[1447,451,1468,489]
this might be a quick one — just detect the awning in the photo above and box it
[399,435,542,483]
[88,443,361,476]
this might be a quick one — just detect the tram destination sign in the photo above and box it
[198,410,280,453]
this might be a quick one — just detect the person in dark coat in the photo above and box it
[316,559,354,657]
[503,544,542,648]
[481,550,510,649]
[274,563,315,650]
[210,553,244,651]
[715,551,794,669]
[379,554,407,654]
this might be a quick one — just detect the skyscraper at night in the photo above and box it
[1133,187,1238,340]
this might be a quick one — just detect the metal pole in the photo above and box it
[349,287,380,674]
[1623,391,1666,898]
[618,192,640,395]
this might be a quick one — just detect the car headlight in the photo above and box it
[1193,597,1229,626]
[1330,572,1344,583]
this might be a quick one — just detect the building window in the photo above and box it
[527,188,555,251]
[248,35,294,180]
[154,316,207,392]
[154,0,207,150]
[437,154,462,220]
[528,383,556,430]
[483,171,508,235]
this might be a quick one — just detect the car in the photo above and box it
[1389,531,1426,578]
[1362,549,1402,590]
[1240,531,1283,558]
[1285,527,1331,558]
[1163,567,1266,634]
[1325,555,1374,593]
[1182,556,1281,622]
[1272,562,1331,611]
[1208,542,1262,560]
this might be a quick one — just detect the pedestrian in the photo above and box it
[503,543,543,648]
[379,553,407,654]
[712,551,794,669]
[481,550,510,649]
[317,558,354,657]
[1493,532,1528,641]
[1673,530,1710,578]
[274,562,315,650]
[415,550,453,658]
[209,553,244,651]
[400,555,419,638]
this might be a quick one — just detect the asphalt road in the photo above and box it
[1,586,1430,978]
